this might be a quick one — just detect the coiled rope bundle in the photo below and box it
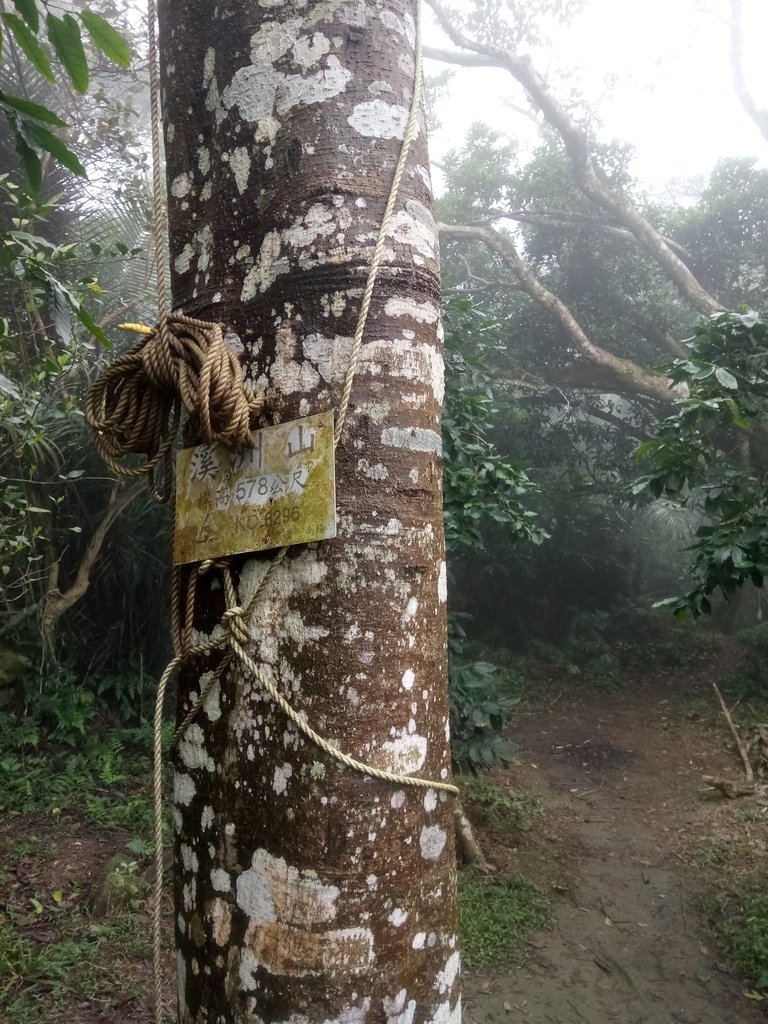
[85,314,266,497]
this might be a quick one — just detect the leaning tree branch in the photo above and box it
[41,480,145,650]
[425,0,721,316]
[485,208,694,262]
[729,0,768,146]
[511,384,653,440]
[712,681,754,784]
[439,221,676,403]
[423,44,495,68]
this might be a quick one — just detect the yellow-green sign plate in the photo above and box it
[174,411,336,565]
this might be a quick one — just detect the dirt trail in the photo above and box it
[464,682,768,1024]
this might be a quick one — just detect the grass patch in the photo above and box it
[706,884,768,992]
[459,873,551,969]
[0,715,170,838]
[0,899,154,1022]
[458,775,542,833]
[0,830,156,1022]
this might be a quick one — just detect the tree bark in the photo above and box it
[158,2,460,1022]
[425,1,722,316]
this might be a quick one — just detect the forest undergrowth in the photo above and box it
[2,607,768,1021]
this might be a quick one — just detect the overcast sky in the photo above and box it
[425,0,768,194]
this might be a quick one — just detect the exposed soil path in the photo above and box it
[464,679,768,1024]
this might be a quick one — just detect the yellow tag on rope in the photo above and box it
[174,411,336,564]
[118,322,154,335]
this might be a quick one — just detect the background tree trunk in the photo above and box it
[158,1,460,1021]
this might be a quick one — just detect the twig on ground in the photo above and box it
[574,781,605,800]
[701,775,755,799]
[712,682,754,783]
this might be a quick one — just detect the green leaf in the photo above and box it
[46,13,88,93]
[715,366,738,390]
[723,397,749,429]
[47,278,72,345]
[1,13,54,82]
[40,270,109,346]
[79,10,130,68]
[11,0,38,33]
[0,91,66,126]
[74,303,109,347]
[10,122,42,192]
[23,120,86,177]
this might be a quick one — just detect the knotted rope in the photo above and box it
[85,314,266,501]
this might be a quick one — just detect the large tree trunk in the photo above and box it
[158,2,460,1021]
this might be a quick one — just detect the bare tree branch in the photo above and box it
[729,0,768,145]
[425,0,721,315]
[41,480,145,650]
[423,44,495,68]
[439,221,676,403]
[485,208,693,262]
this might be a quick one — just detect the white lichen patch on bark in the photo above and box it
[174,771,196,806]
[292,31,331,69]
[198,673,222,721]
[357,458,389,481]
[368,79,394,95]
[197,146,211,175]
[387,202,438,260]
[241,230,289,299]
[221,28,351,144]
[180,842,199,873]
[209,897,232,947]
[423,998,462,1024]
[270,999,373,1024]
[435,950,461,995]
[419,825,447,861]
[236,847,340,925]
[381,731,427,774]
[347,99,410,139]
[383,988,417,1024]
[320,290,348,317]
[178,723,216,772]
[383,297,439,324]
[202,46,216,88]
[241,923,375,979]
[272,761,293,794]
[174,242,194,274]
[211,867,232,892]
[378,7,415,45]
[381,426,442,455]
[363,335,443,404]
[437,561,447,603]
[171,172,193,198]
[229,145,252,194]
